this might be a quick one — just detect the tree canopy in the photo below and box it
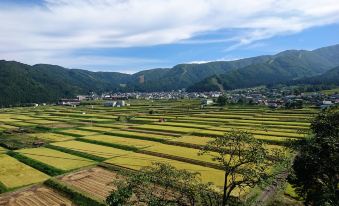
[288,109,339,206]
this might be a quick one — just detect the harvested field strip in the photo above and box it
[0,154,49,189]
[18,148,95,171]
[105,152,231,188]
[59,167,119,201]
[0,186,75,206]
[51,141,132,159]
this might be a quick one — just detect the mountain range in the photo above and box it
[1,44,339,106]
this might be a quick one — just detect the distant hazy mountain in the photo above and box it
[0,44,339,106]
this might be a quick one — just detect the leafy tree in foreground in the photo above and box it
[288,110,339,206]
[106,163,222,206]
[199,130,287,206]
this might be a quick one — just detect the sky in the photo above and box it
[0,0,339,73]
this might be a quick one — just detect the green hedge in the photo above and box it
[46,144,105,162]
[0,182,7,193]
[7,150,64,176]
[45,179,106,206]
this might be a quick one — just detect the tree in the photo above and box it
[288,110,339,206]
[217,96,227,106]
[106,163,223,206]
[199,130,287,206]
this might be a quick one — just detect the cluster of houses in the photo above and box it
[99,91,222,100]
[103,100,129,107]
[53,87,339,109]
[221,87,339,109]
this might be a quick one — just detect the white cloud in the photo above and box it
[0,0,339,69]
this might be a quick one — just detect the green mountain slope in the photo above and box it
[296,66,339,85]
[188,45,339,91]
[0,44,339,105]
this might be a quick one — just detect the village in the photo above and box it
[55,86,339,109]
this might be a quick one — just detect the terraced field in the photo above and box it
[0,101,315,203]
[18,148,95,171]
[51,141,133,159]
[28,133,74,142]
[105,152,227,188]
[0,186,75,206]
[59,167,120,200]
[0,155,49,189]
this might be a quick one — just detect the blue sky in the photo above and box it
[0,0,339,73]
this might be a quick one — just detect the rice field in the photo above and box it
[0,100,315,201]
[0,186,75,206]
[28,133,74,142]
[0,155,49,189]
[59,167,120,201]
[51,141,133,159]
[105,152,227,188]
[58,129,99,137]
[18,148,95,171]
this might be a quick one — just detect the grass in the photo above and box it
[18,147,95,171]
[0,154,49,189]
[284,183,301,200]
[51,140,133,159]
[0,134,50,150]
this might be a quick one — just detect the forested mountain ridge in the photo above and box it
[0,44,339,106]
[187,44,339,91]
